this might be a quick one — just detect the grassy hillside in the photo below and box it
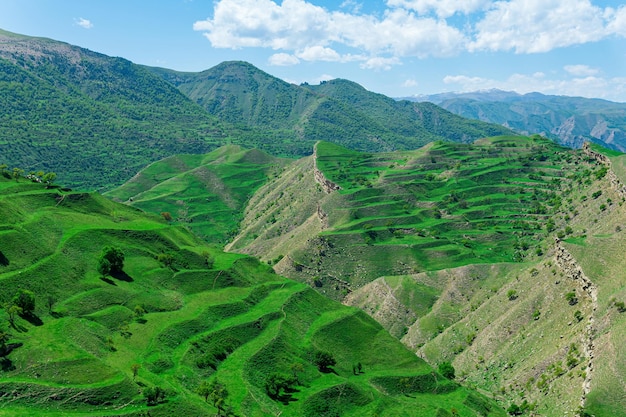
[221,136,626,415]
[149,61,513,154]
[0,30,229,191]
[230,135,589,293]
[105,145,290,244]
[0,174,504,416]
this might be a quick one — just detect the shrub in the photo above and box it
[565,292,578,305]
[438,361,455,379]
[574,310,584,322]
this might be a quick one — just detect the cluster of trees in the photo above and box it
[0,164,56,186]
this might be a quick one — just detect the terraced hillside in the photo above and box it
[105,145,290,244]
[224,136,626,416]
[0,175,504,416]
[229,135,588,293]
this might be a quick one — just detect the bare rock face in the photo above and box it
[554,239,598,409]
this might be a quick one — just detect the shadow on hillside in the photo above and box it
[0,251,8,266]
[276,388,300,405]
[110,270,134,282]
[21,313,43,327]
[0,357,15,372]
[100,277,117,286]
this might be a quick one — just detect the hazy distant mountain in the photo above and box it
[403,90,626,151]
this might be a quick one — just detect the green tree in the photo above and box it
[197,380,212,403]
[290,362,304,383]
[130,363,140,381]
[5,304,22,327]
[144,385,165,406]
[98,246,125,275]
[12,289,35,314]
[0,329,10,355]
[42,172,56,187]
[265,373,294,398]
[12,167,23,182]
[206,379,228,415]
[438,361,455,379]
[313,350,336,372]
[97,257,112,277]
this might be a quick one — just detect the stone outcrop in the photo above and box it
[582,142,626,198]
[554,238,597,409]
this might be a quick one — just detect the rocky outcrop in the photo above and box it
[554,238,597,410]
[582,142,610,165]
[582,142,626,198]
[313,143,341,194]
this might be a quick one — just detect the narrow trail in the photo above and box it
[554,239,598,410]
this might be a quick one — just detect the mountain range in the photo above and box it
[1,28,626,417]
[407,90,626,151]
[0,29,510,190]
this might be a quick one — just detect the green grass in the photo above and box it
[0,176,503,416]
[105,145,290,244]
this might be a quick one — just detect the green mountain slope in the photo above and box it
[105,145,291,244]
[0,29,228,191]
[148,61,514,153]
[0,175,504,416]
[229,135,583,291]
[218,136,626,416]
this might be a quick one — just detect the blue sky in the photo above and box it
[1,0,626,101]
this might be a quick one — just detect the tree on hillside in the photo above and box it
[130,363,141,381]
[4,303,22,327]
[12,167,23,182]
[0,329,10,354]
[313,350,336,372]
[144,385,165,406]
[42,172,56,187]
[98,246,125,276]
[197,379,229,415]
[438,361,455,379]
[265,373,295,399]
[12,289,35,315]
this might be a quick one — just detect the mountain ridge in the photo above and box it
[406,89,626,151]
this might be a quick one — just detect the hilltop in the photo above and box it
[0,173,505,416]
[150,61,513,154]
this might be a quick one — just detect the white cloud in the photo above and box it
[564,65,599,76]
[193,0,626,75]
[386,0,489,18]
[470,0,609,53]
[297,46,341,62]
[360,56,400,70]
[607,5,626,36]
[193,0,466,63]
[75,18,93,29]
[443,72,626,101]
[403,78,418,87]
[268,53,300,66]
